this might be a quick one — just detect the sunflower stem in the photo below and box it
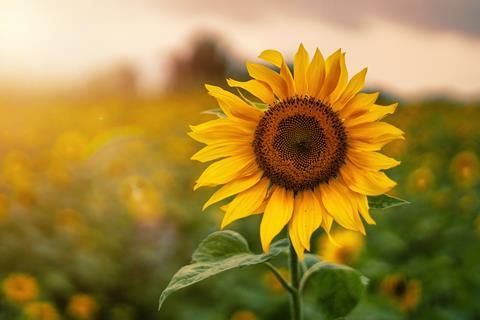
[288,238,303,320]
[265,262,296,295]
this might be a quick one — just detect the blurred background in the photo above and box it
[1,0,480,319]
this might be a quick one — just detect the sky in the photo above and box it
[1,0,480,97]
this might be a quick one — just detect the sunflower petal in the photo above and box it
[292,190,322,251]
[188,118,254,144]
[307,48,326,97]
[345,103,398,127]
[318,49,342,100]
[202,171,263,210]
[334,68,368,110]
[227,79,274,105]
[348,149,400,171]
[194,154,258,190]
[352,192,376,225]
[260,187,294,252]
[259,49,283,67]
[326,52,349,105]
[294,44,310,95]
[205,84,263,122]
[246,62,287,99]
[347,122,405,146]
[288,220,305,260]
[319,179,360,232]
[221,178,270,228]
[340,92,379,120]
[340,160,397,196]
[191,142,252,163]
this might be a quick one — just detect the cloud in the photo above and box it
[164,0,480,38]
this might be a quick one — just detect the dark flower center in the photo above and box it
[253,96,347,192]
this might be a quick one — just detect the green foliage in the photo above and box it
[159,231,288,310]
[301,262,368,319]
[368,194,409,210]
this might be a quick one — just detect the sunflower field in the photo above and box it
[0,81,479,319]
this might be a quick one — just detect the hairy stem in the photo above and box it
[288,238,302,320]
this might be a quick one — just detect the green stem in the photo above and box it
[288,238,302,320]
[265,262,295,294]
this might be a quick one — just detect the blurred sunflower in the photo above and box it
[380,274,421,312]
[2,273,39,305]
[190,44,403,258]
[231,310,258,320]
[319,229,364,265]
[263,267,289,294]
[67,294,98,319]
[449,151,478,188]
[23,302,59,320]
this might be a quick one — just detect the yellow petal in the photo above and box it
[259,49,283,67]
[292,190,322,251]
[326,52,348,105]
[294,44,310,95]
[227,78,274,105]
[288,220,305,260]
[333,68,368,110]
[319,180,359,232]
[246,62,287,99]
[191,142,252,163]
[221,178,270,228]
[340,92,379,120]
[307,48,326,97]
[351,191,376,225]
[259,50,295,97]
[347,122,405,146]
[318,49,343,100]
[260,187,294,252]
[344,103,398,127]
[202,171,263,210]
[347,149,400,171]
[194,154,258,190]
[340,160,397,196]
[205,84,263,122]
[188,119,254,144]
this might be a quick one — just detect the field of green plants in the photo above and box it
[0,86,479,320]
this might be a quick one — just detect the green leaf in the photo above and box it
[300,262,368,319]
[201,108,226,118]
[251,102,269,111]
[368,194,409,210]
[159,231,288,310]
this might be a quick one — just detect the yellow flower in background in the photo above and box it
[56,208,84,234]
[120,176,163,223]
[319,229,364,265]
[2,150,35,193]
[2,273,39,304]
[23,302,59,320]
[51,131,88,162]
[0,193,10,220]
[450,151,478,188]
[231,310,258,320]
[263,267,289,294]
[408,167,434,192]
[380,274,421,312]
[67,294,98,319]
[190,44,403,258]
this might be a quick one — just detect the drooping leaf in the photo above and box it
[159,231,288,310]
[300,262,368,319]
[368,194,409,210]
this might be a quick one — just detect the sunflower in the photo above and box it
[190,44,403,258]
[2,273,39,305]
[380,274,421,312]
[319,229,364,265]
